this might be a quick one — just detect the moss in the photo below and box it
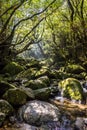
[16,68,37,80]
[26,59,41,69]
[25,79,47,90]
[3,88,27,106]
[38,76,50,86]
[66,64,85,74]
[58,78,83,100]
[35,66,50,78]
[3,62,24,76]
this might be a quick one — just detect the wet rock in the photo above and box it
[34,87,51,100]
[0,99,14,116]
[58,78,84,101]
[74,117,85,130]
[18,100,60,126]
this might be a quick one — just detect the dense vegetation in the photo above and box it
[0,0,87,66]
[0,0,87,129]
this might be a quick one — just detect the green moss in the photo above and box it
[38,76,50,86]
[3,88,27,106]
[35,67,50,78]
[3,62,24,76]
[58,78,83,100]
[66,64,85,74]
[25,79,47,90]
[16,68,37,80]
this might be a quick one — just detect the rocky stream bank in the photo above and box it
[0,58,87,130]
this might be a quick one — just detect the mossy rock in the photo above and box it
[0,100,14,116]
[66,64,85,74]
[26,59,41,69]
[0,80,16,97]
[35,66,51,78]
[38,76,50,86]
[34,88,51,100]
[3,62,24,76]
[3,88,28,106]
[25,79,47,90]
[16,68,38,80]
[58,78,84,100]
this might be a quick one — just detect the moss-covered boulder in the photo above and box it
[3,88,28,106]
[58,78,84,101]
[25,79,47,90]
[3,62,24,76]
[34,88,51,100]
[0,80,16,97]
[16,68,38,80]
[26,59,41,69]
[66,64,85,74]
[0,100,14,116]
[35,66,51,78]
[38,76,50,86]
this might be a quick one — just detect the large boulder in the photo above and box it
[3,62,24,76]
[58,78,84,101]
[18,100,60,126]
[34,88,51,100]
[0,100,14,116]
[3,88,34,106]
[0,80,15,97]
[25,79,47,90]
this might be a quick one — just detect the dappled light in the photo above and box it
[0,0,87,130]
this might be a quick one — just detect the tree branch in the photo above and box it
[0,0,27,34]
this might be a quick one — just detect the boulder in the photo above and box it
[0,80,15,97]
[38,76,50,86]
[25,79,47,90]
[3,62,24,76]
[66,64,85,74]
[3,88,28,106]
[16,68,37,80]
[35,66,51,78]
[34,88,51,100]
[25,59,41,69]
[18,100,60,126]
[0,100,14,116]
[58,78,84,101]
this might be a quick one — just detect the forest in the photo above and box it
[0,0,87,130]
